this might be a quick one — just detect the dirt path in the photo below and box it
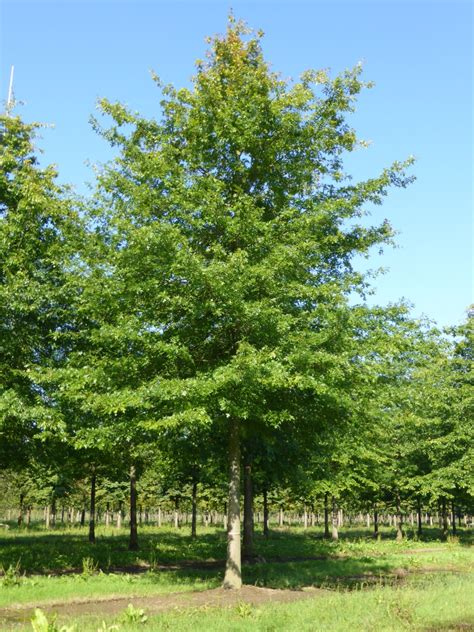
[1,564,469,627]
[0,585,324,626]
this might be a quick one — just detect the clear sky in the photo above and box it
[1,0,472,327]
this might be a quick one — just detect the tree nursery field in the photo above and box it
[0,522,473,631]
[1,14,472,632]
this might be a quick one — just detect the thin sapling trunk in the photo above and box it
[129,464,139,551]
[89,472,96,544]
[243,462,254,558]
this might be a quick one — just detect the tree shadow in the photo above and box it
[420,617,474,631]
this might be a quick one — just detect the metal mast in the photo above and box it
[6,65,14,112]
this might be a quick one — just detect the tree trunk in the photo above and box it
[331,496,338,541]
[451,501,457,535]
[26,506,31,526]
[441,498,449,539]
[45,506,50,529]
[324,493,330,538]
[128,465,139,550]
[279,507,284,527]
[17,493,24,526]
[174,498,180,529]
[263,488,269,538]
[417,497,423,536]
[89,473,96,544]
[191,480,198,538]
[396,494,403,541]
[51,498,56,527]
[117,502,123,529]
[373,504,379,538]
[223,419,241,589]
[243,462,254,558]
[303,505,308,529]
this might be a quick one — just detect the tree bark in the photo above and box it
[396,493,403,541]
[331,496,338,540]
[417,497,423,536]
[17,493,24,526]
[223,419,241,589]
[174,498,179,529]
[441,498,449,539]
[128,464,139,550]
[324,492,330,538]
[243,462,254,558]
[451,501,457,535]
[88,473,96,544]
[51,497,56,527]
[373,504,379,538]
[191,480,198,538]
[263,488,269,538]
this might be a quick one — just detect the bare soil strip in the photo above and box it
[0,566,468,625]
[0,585,324,625]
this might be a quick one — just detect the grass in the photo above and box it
[0,569,218,609]
[9,573,474,631]
[144,574,474,632]
[1,522,471,574]
[0,524,472,630]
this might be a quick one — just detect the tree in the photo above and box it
[56,17,414,588]
[0,113,80,471]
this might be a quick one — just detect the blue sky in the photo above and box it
[1,0,472,327]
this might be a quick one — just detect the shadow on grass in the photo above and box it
[0,524,471,584]
[243,556,394,590]
[421,617,474,631]
[0,529,233,576]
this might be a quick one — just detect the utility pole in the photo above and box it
[6,65,14,113]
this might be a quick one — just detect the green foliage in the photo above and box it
[119,603,148,625]
[235,601,254,618]
[0,16,471,591]
[81,557,99,577]
[95,623,119,632]
[0,114,80,453]
[0,560,22,587]
[30,608,77,632]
